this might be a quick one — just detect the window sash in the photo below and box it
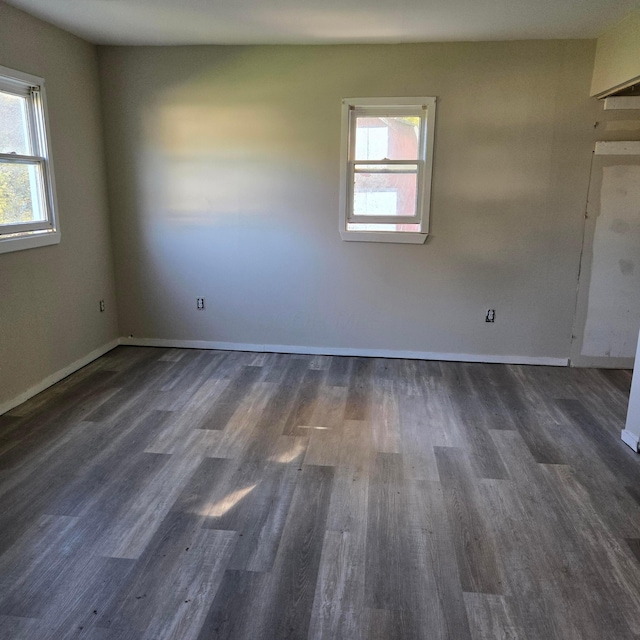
[349,107,425,162]
[0,87,44,157]
[352,163,420,176]
[0,156,53,232]
[0,152,46,164]
[348,163,423,224]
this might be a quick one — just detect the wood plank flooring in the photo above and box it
[1,346,639,639]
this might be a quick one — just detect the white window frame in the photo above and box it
[0,65,59,254]
[339,97,436,244]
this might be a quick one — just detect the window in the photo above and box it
[339,97,436,244]
[0,65,59,254]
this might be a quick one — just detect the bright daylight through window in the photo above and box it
[0,65,59,254]
[339,97,436,244]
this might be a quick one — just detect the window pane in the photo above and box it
[0,161,45,225]
[354,190,397,216]
[0,91,31,155]
[354,116,420,161]
[353,169,418,217]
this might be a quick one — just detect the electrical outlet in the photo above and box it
[196,297,205,310]
[485,309,495,323]
[99,299,105,313]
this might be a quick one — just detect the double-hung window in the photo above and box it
[339,97,436,244]
[0,65,59,254]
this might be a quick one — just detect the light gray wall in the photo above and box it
[0,1,118,409]
[99,41,597,360]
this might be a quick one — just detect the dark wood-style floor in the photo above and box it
[1,346,639,639]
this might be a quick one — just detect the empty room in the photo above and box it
[2,0,640,637]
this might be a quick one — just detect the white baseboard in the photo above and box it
[621,429,640,453]
[0,338,120,417]
[119,337,568,367]
[570,355,635,369]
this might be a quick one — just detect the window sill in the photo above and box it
[0,230,60,255]
[340,230,427,244]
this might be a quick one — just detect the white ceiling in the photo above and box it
[4,0,640,46]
